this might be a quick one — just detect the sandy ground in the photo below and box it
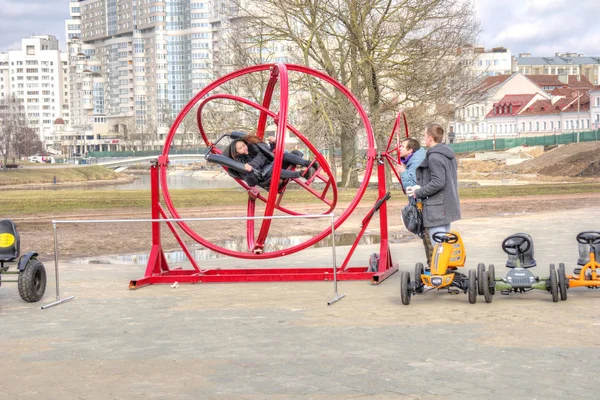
[10,191,600,262]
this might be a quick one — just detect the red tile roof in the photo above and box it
[486,94,536,118]
[467,75,511,94]
[567,75,593,89]
[520,93,590,116]
[526,75,565,87]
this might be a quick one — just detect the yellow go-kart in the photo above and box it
[400,231,489,305]
[558,231,600,293]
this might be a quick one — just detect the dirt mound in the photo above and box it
[507,142,600,177]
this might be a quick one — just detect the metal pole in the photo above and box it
[327,214,345,305]
[41,222,75,309]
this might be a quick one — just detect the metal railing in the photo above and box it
[46,213,344,309]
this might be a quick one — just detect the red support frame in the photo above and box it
[129,64,409,289]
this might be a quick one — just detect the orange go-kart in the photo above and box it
[558,231,600,293]
[400,231,487,305]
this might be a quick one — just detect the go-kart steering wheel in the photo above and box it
[432,232,458,244]
[501,234,531,255]
[576,231,600,245]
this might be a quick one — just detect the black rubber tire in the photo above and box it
[18,259,47,303]
[488,264,496,295]
[400,271,412,305]
[468,269,477,304]
[414,262,425,293]
[549,264,559,303]
[558,262,568,301]
[482,271,493,303]
[477,263,486,295]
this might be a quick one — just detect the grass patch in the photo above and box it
[1,183,599,217]
[0,166,121,186]
[458,183,600,198]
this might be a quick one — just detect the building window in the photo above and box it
[543,122,547,130]
[26,45,35,55]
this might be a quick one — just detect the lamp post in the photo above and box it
[577,89,581,143]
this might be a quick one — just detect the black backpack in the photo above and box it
[401,202,424,238]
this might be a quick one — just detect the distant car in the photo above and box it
[28,156,43,163]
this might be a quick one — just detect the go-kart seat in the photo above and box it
[0,219,20,265]
[577,243,600,266]
[504,233,536,268]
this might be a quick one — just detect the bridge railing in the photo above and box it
[89,148,209,158]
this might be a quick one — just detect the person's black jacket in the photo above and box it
[226,140,274,187]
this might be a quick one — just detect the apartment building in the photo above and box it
[513,53,600,85]
[461,45,512,78]
[0,35,69,149]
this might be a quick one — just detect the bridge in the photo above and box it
[97,154,207,172]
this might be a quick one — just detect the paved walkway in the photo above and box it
[1,207,600,399]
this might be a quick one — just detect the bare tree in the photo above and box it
[0,95,28,169]
[236,0,479,184]
[13,126,43,159]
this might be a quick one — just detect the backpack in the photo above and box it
[401,202,424,238]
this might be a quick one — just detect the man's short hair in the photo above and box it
[403,138,421,152]
[425,123,445,143]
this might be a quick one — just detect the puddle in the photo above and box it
[72,232,412,265]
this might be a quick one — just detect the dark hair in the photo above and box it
[425,123,444,143]
[230,134,262,159]
[403,138,421,152]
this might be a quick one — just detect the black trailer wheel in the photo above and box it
[400,271,412,305]
[18,259,47,303]
[482,271,493,303]
[488,264,496,295]
[549,264,559,303]
[414,263,425,293]
[477,263,486,295]
[468,269,477,304]
[558,262,568,301]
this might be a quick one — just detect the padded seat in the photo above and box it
[0,219,20,263]
[504,233,536,269]
[577,243,600,266]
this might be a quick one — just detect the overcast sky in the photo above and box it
[0,0,598,56]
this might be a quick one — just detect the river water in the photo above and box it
[97,171,239,190]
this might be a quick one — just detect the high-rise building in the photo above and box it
[0,35,69,149]
[66,0,217,146]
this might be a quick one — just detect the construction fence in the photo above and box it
[449,130,600,154]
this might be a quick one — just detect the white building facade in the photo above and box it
[0,35,69,149]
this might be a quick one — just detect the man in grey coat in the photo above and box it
[407,123,461,247]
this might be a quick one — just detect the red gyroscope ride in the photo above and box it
[129,63,409,288]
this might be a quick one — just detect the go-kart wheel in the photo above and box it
[477,263,486,295]
[548,264,559,303]
[482,271,493,303]
[468,269,477,304]
[400,271,412,305]
[414,262,425,294]
[18,259,46,303]
[488,264,496,295]
[558,262,568,301]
